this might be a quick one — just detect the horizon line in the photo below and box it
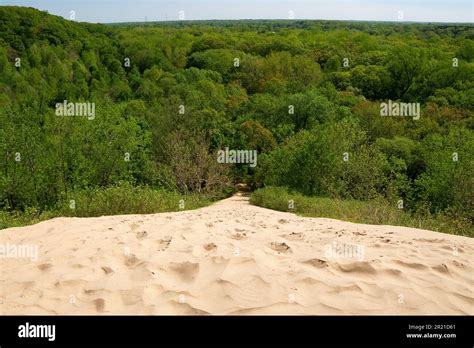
[3,5,472,25]
[92,18,474,26]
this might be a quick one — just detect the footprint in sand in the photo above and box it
[157,236,172,251]
[37,263,53,271]
[231,232,247,240]
[282,232,304,241]
[136,231,148,240]
[302,258,328,268]
[168,261,200,282]
[203,243,217,251]
[451,260,466,269]
[101,266,114,275]
[94,298,105,312]
[352,231,367,236]
[432,263,450,274]
[124,254,142,268]
[84,288,98,295]
[269,242,291,253]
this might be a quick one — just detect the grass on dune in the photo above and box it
[0,183,216,230]
[250,186,473,237]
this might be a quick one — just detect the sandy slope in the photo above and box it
[0,193,473,315]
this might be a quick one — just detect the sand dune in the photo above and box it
[1,193,473,315]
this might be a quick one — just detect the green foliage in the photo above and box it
[57,182,212,217]
[0,7,472,235]
[0,183,213,229]
[251,187,473,237]
[259,119,389,199]
[415,128,473,217]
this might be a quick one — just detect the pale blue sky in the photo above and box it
[1,0,473,23]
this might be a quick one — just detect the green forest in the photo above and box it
[0,6,473,236]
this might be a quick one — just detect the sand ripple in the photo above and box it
[1,194,473,315]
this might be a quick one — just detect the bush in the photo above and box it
[259,119,389,199]
[57,182,213,217]
[0,183,215,229]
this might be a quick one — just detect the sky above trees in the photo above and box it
[2,0,473,23]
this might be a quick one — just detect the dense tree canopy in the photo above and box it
[0,7,472,233]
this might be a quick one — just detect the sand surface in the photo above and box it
[1,194,473,315]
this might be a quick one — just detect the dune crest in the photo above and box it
[1,194,473,315]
